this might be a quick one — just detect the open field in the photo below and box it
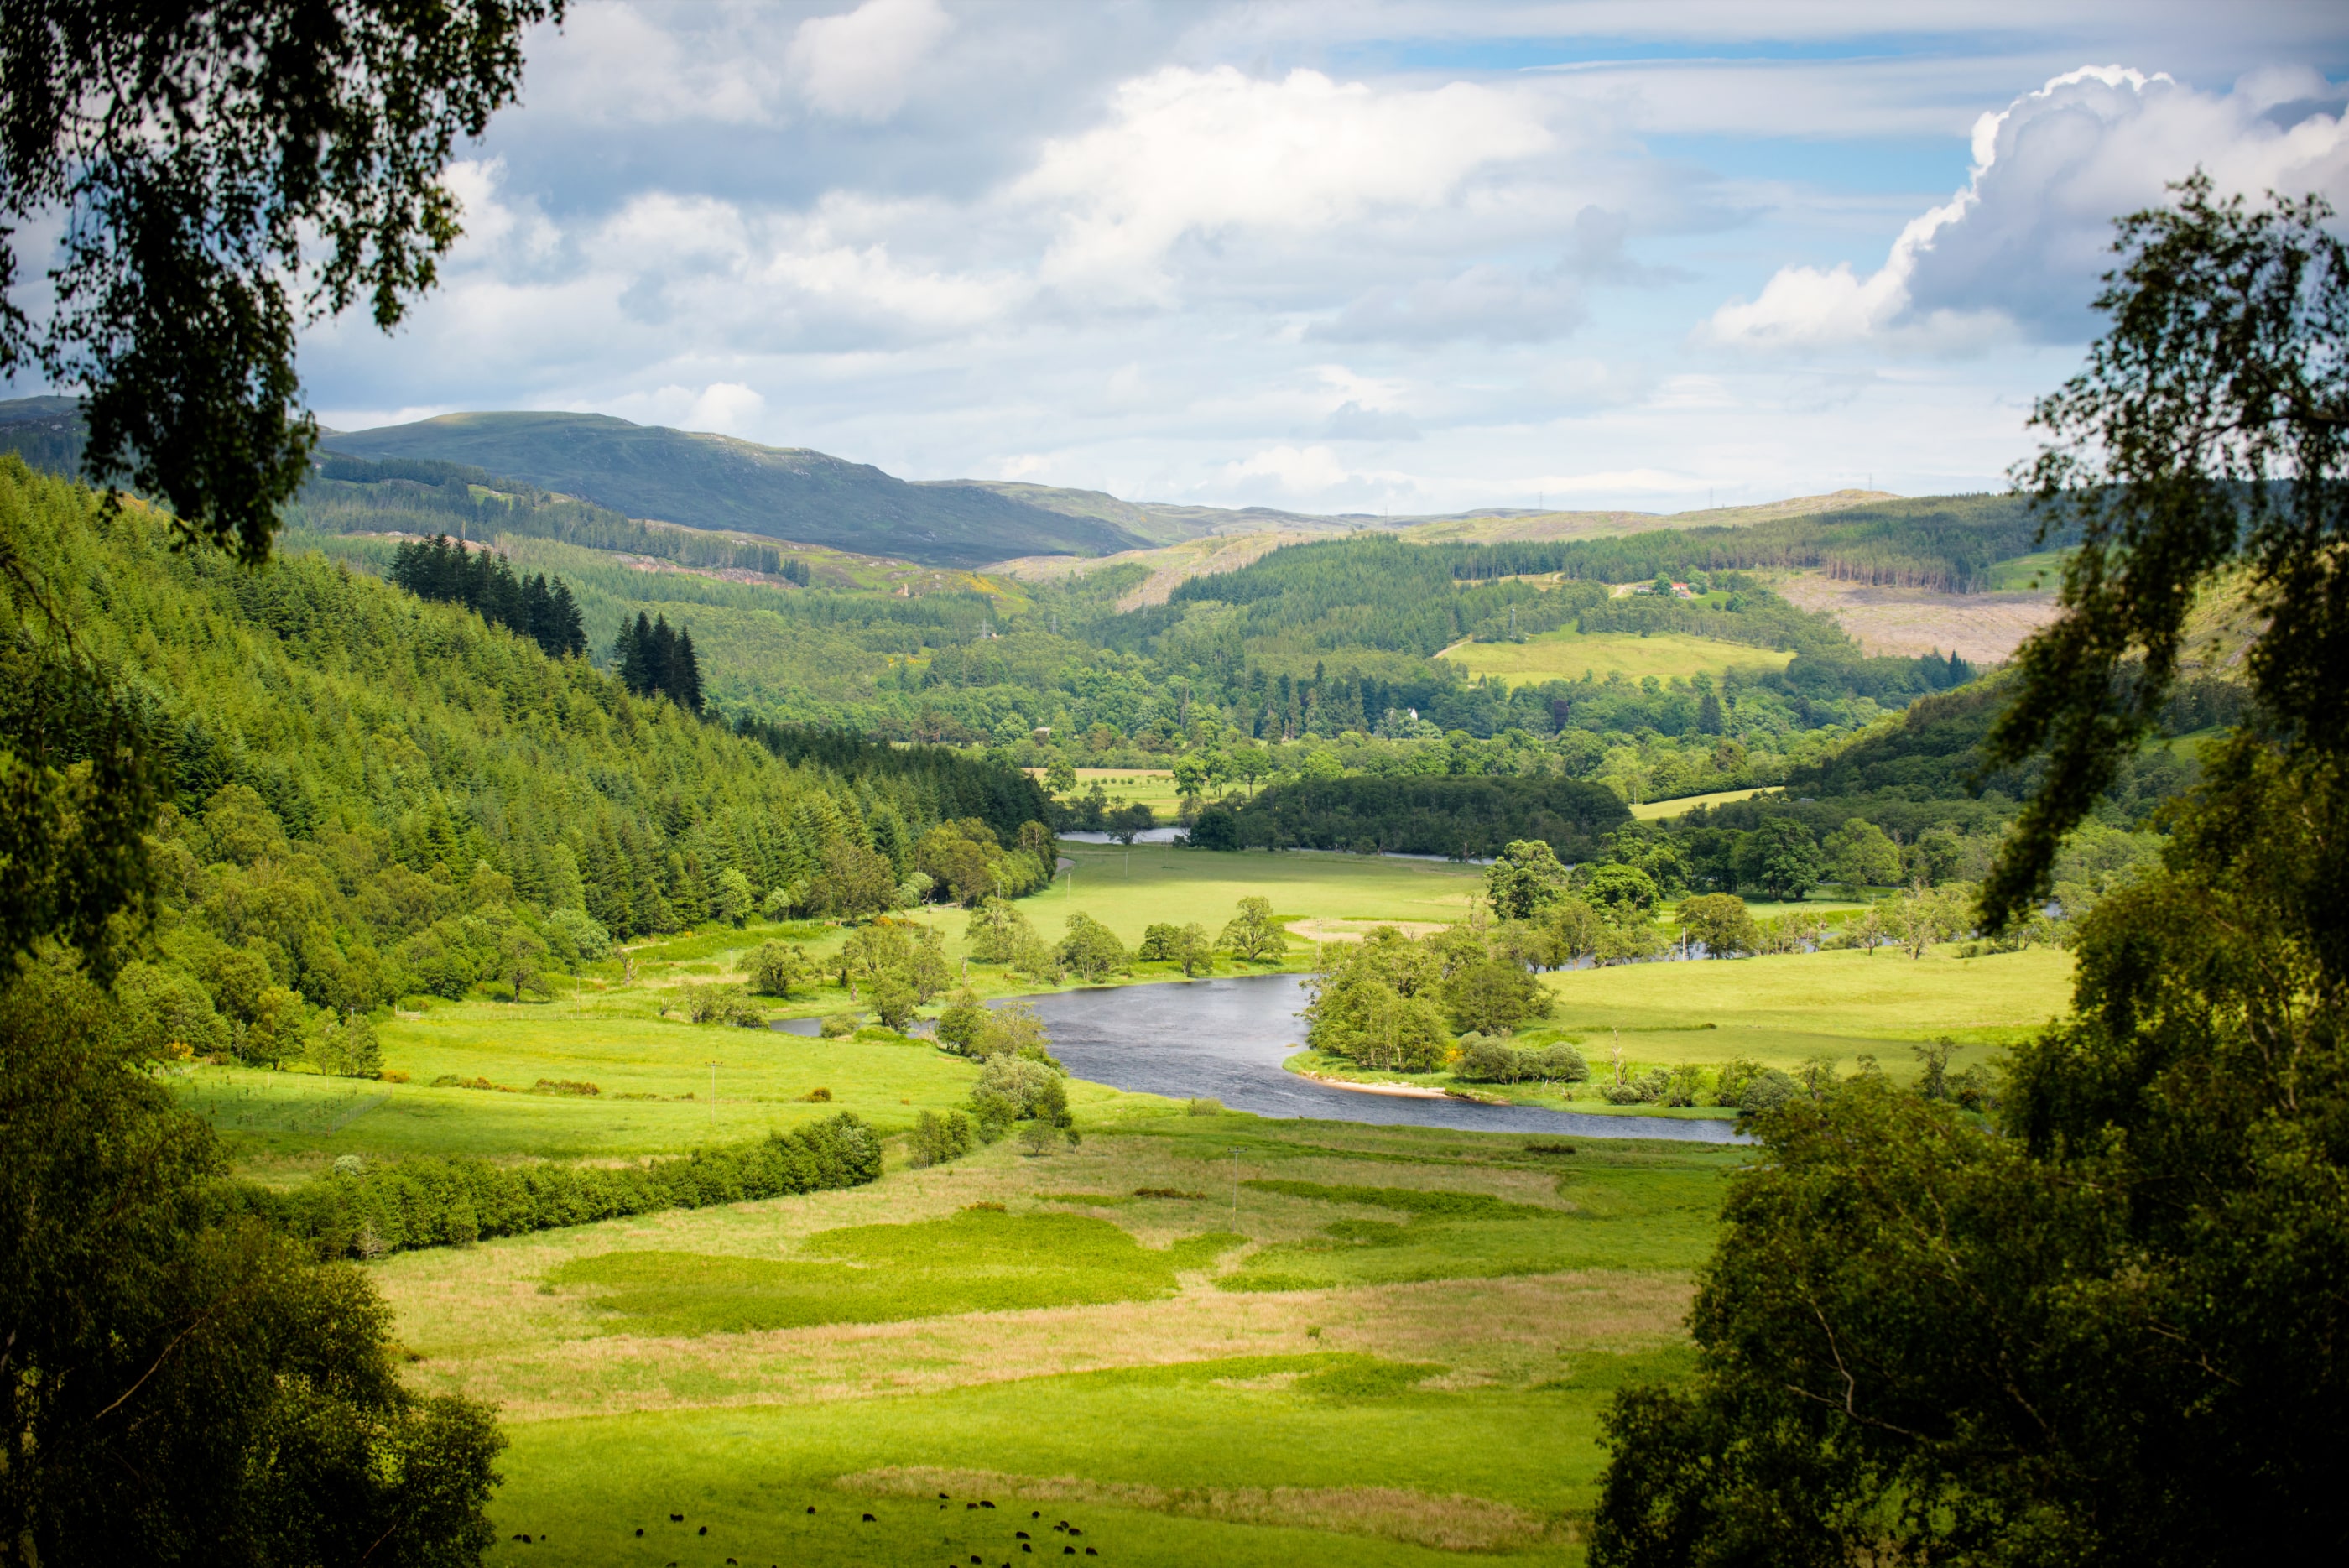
[1044,842,1485,944]
[1029,767,1185,817]
[381,1112,1735,1566]
[1439,628,1795,686]
[1629,786,1781,820]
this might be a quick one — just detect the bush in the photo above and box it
[907,1109,976,1168]
[1738,1067,1800,1115]
[818,1011,859,1037]
[231,1114,883,1258]
[680,982,766,1025]
[1455,1034,1590,1085]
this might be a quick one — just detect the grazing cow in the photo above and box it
[806,1505,816,1513]
[671,1513,685,1523]
[635,1529,644,1538]
[697,1525,708,1536]
[862,1513,877,1523]
[981,1501,995,1509]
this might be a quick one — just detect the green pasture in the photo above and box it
[1038,842,1483,950]
[1628,785,1782,820]
[551,1211,1244,1334]
[1032,767,1186,818]
[175,1018,1133,1169]
[1984,548,2074,591]
[1439,628,1794,687]
[376,1114,1735,1567]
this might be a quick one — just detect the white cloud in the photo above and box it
[1706,64,2349,351]
[1221,443,1356,496]
[687,382,767,435]
[1017,66,1555,294]
[789,0,955,122]
[1310,263,1584,345]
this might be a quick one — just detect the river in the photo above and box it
[776,973,1743,1144]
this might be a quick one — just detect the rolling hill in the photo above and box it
[316,412,1148,567]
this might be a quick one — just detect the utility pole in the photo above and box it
[706,1060,720,1123]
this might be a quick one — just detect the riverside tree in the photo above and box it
[1591,179,2349,1568]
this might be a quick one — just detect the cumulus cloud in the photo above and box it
[1017,66,1555,294]
[1706,65,2349,351]
[789,0,955,122]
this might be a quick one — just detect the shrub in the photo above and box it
[818,1011,859,1037]
[907,1109,976,1167]
[680,982,765,1025]
[1738,1068,1800,1115]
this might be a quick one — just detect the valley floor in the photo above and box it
[404,1112,1730,1568]
[167,847,2068,1566]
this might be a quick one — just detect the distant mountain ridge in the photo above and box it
[0,395,1910,576]
[315,411,1147,567]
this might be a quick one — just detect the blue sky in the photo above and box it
[291,1,2349,517]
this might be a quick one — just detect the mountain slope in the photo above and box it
[318,412,1148,567]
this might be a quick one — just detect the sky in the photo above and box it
[290,0,2349,518]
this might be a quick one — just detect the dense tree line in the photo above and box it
[1191,774,1629,858]
[388,531,587,658]
[734,720,1055,844]
[221,1117,881,1258]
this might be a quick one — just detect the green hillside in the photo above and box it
[0,458,1051,1022]
[315,411,1151,566]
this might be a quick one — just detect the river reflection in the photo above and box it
[776,973,1743,1144]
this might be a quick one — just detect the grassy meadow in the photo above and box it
[1438,628,1795,687]
[1628,785,1782,820]
[389,1112,1734,1568]
[159,846,2071,1565]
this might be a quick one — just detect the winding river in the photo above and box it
[779,973,1743,1144]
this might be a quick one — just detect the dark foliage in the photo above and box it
[1592,179,2349,1568]
[1985,176,2349,928]
[1221,774,1628,858]
[0,0,558,563]
[736,719,1054,845]
[612,609,702,712]
[388,532,586,659]
[225,1115,882,1258]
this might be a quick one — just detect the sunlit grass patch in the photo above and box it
[1440,627,1795,686]
[550,1211,1244,1332]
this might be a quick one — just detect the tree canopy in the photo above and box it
[1,0,560,564]
[1591,176,2349,1568]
